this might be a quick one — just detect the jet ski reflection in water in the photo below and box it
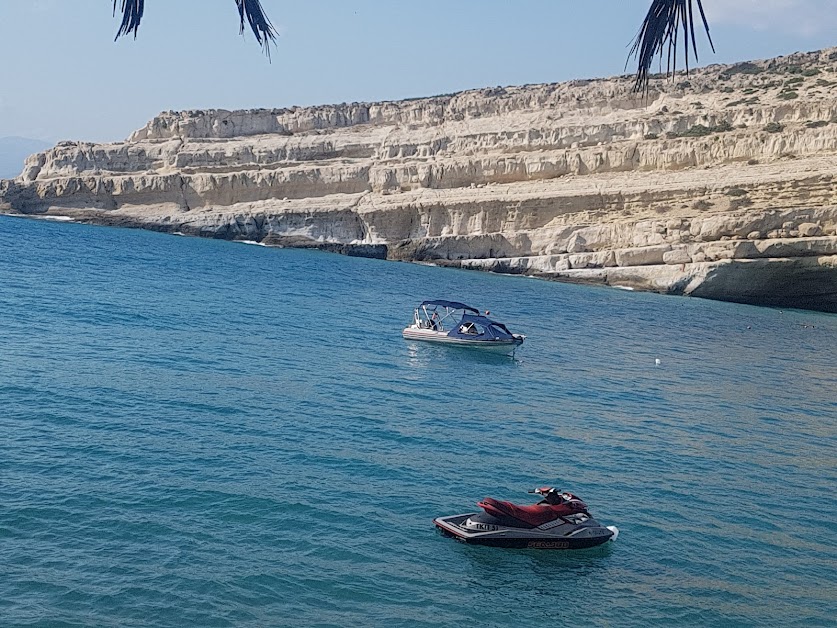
[434,487,618,549]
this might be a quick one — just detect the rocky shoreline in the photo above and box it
[3,48,837,312]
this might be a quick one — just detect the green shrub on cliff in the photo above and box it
[725,62,763,76]
[681,125,712,137]
[670,121,733,139]
[730,197,753,210]
[726,187,748,197]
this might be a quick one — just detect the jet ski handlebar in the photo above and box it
[528,487,585,507]
[528,487,560,496]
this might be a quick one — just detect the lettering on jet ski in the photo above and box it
[527,541,571,549]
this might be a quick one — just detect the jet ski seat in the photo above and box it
[478,497,581,527]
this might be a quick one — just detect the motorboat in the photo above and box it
[402,300,525,353]
[434,487,618,549]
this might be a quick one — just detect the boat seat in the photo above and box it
[478,497,581,527]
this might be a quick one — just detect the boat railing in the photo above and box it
[415,304,458,332]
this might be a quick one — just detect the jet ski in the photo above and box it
[434,487,619,549]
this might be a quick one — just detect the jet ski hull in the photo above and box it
[434,513,618,549]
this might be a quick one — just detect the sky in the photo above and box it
[1,0,836,143]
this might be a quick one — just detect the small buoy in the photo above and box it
[655,358,661,366]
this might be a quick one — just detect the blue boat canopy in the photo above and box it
[446,313,515,340]
[419,300,479,314]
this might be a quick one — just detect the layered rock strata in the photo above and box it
[3,49,837,311]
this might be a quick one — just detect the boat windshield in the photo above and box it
[448,314,514,340]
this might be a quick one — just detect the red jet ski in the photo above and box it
[434,487,618,549]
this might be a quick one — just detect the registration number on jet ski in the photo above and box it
[469,523,500,531]
[527,541,570,549]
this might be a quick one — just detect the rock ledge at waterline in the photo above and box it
[3,49,837,312]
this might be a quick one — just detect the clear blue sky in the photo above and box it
[1,0,835,143]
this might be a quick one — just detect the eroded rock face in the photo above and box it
[3,49,837,311]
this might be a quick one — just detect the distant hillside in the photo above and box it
[0,137,51,179]
[2,47,837,312]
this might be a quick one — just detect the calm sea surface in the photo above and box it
[1,215,835,627]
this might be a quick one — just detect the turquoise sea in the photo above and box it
[1,215,835,627]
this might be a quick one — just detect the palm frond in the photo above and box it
[113,0,277,57]
[628,0,714,93]
[235,0,278,58]
[113,0,145,41]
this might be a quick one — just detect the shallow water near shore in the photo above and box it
[1,215,835,627]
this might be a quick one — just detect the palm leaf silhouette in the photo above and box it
[628,0,715,92]
[235,0,277,57]
[111,1,716,88]
[113,0,277,54]
[113,0,144,40]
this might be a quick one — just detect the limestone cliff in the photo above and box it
[2,48,837,312]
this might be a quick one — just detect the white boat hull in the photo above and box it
[402,327,524,353]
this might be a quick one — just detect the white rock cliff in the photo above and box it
[2,49,837,311]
